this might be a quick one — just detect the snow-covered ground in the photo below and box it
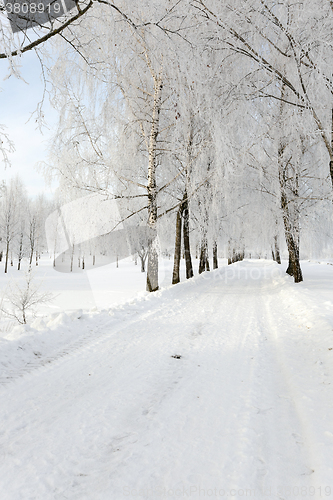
[1,259,333,499]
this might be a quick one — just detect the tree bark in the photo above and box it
[199,236,209,274]
[138,248,147,273]
[182,192,193,279]
[146,73,162,292]
[172,205,183,284]
[29,247,34,266]
[281,192,303,283]
[70,243,75,272]
[228,240,233,265]
[4,240,9,273]
[274,235,281,264]
[330,107,333,186]
[213,241,218,269]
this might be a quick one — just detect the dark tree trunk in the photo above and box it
[285,235,303,282]
[138,248,147,273]
[199,236,209,274]
[228,240,232,265]
[17,231,24,270]
[286,253,293,276]
[213,241,218,269]
[172,205,183,284]
[281,192,303,283]
[182,193,193,279]
[272,236,281,264]
[4,241,9,273]
[199,245,206,274]
[29,247,34,266]
[274,235,281,264]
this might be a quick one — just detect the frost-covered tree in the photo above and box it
[0,176,23,272]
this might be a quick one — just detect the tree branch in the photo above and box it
[0,0,94,59]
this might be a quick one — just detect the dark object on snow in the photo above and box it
[171,354,182,359]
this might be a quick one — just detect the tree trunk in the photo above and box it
[285,232,303,282]
[330,107,333,186]
[199,236,209,274]
[70,243,75,272]
[146,238,159,292]
[286,253,293,276]
[146,74,162,292]
[274,235,281,264]
[281,192,303,283]
[4,240,9,273]
[29,247,34,266]
[199,245,205,274]
[182,193,193,279]
[172,205,183,285]
[205,254,210,271]
[17,238,23,271]
[213,241,218,269]
[227,240,233,265]
[17,232,23,270]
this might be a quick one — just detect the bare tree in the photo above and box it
[1,267,53,324]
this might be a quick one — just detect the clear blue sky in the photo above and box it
[0,49,58,197]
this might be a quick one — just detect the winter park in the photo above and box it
[2,1,333,499]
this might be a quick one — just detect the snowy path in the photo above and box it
[1,261,333,499]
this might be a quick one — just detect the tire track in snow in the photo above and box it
[99,272,321,498]
[231,290,316,494]
[263,286,333,488]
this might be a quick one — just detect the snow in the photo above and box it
[1,259,333,499]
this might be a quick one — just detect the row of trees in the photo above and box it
[0,177,50,272]
[2,1,333,289]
